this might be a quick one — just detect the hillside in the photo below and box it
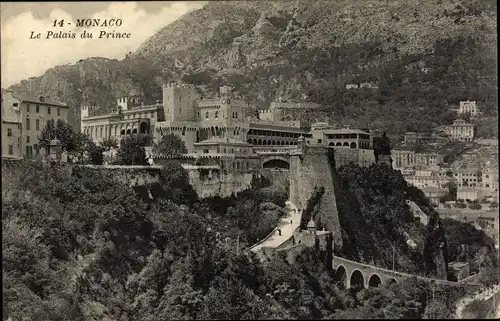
[3,160,498,320]
[7,0,498,137]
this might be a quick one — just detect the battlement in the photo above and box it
[81,105,99,118]
[163,82,196,89]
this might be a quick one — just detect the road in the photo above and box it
[251,201,301,252]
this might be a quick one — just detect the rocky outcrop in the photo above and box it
[7,0,496,133]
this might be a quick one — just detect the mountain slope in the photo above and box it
[7,0,498,136]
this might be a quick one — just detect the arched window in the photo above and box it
[205,112,209,119]
[215,111,219,119]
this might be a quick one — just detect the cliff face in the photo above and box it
[7,0,497,135]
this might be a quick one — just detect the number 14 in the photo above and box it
[53,19,64,27]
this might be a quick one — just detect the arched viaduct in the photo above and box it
[332,256,477,289]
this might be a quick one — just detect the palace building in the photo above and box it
[81,83,311,153]
[81,82,378,168]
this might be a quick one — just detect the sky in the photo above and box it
[1,1,207,87]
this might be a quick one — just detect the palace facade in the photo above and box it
[81,82,378,168]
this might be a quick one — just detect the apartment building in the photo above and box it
[1,90,69,159]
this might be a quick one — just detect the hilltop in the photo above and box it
[7,0,498,137]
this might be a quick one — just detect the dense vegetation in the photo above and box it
[2,160,498,320]
[334,164,498,279]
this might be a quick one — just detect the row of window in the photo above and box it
[195,111,239,120]
[325,133,370,140]
[123,111,156,120]
[247,129,303,138]
[8,145,40,158]
[24,118,43,131]
[21,103,61,116]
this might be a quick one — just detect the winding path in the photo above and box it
[250,201,301,252]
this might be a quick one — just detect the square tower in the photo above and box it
[162,83,198,122]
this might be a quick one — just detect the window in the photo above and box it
[25,146,33,159]
[203,149,209,154]
[48,107,51,114]
[13,103,18,107]
[100,127,103,137]
[179,96,182,102]
[8,145,13,155]
[205,112,209,119]
[26,104,30,113]
[36,119,40,130]
[235,112,238,118]
[57,108,60,116]
[26,136,30,143]
[179,108,181,114]
[7,128,12,136]
[36,105,40,113]
[318,139,322,144]
[26,118,30,130]
[34,144,39,155]
[215,111,219,119]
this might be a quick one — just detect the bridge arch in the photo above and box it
[334,265,347,288]
[262,158,290,169]
[350,270,365,289]
[367,273,382,288]
[386,278,398,286]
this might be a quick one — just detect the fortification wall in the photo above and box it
[290,146,343,248]
[75,164,253,199]
[188,169,254,198]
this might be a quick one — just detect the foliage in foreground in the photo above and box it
[2,161,497,320]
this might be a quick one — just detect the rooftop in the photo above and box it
[312,128,370,135]
[14,94,68,108]
[194,137,252,146]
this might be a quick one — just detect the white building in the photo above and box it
[445,119,475,142]
[459,101,479,116]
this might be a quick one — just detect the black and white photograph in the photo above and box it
[1,1,499,320]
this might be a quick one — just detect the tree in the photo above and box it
[87,141,105,165]
[152,134,187,158]
[116,134,149,165]
[158,162,198,204]
[38,119,81,152]
[100,137,119,151]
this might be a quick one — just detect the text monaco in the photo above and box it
[75,19,123,27]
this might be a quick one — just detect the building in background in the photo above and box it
[459,100,479,116]
[1,90,69,160]
[445,119,475,142]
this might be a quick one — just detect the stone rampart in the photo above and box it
[75,164,254,199]
[290,145,343,248]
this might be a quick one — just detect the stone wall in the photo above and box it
[187,168,255,198]
[76,164,254,199]
[289,145,343,248]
